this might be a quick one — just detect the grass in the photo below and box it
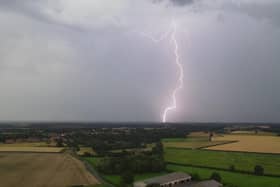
[84,157,167,186]
[165,148,280,176]
[167,164,280,187]
[84,157,102,168]
[162,135,233,149]
[102,172,168,186]
[90,184,111,187]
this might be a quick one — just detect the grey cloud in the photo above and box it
[0,0,280,122]
[152,0,195,6]
[232,2,280,26]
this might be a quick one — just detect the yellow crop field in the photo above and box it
[206,135,280,154]
[0,147,64,152]
[0,153,99,187]
[0,142,51,147]
[77,147,96,156]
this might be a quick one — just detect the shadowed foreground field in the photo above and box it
[0,153,99,187]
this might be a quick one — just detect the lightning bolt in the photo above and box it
[162,22,184,123]
[137,21,184,123]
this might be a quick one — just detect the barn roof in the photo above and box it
[143,172,191,185]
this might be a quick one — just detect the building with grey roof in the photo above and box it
[176,180,222,187]
[134,172,191,187]
[133,173,222,187]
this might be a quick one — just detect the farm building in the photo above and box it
[133,172,222,187]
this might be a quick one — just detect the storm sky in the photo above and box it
[0,0,280,122]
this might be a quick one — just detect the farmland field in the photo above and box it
[162,132,234,149]
[84,157,167,186]
[0,153,99,187]
[164,148,280,175]
[0,142,64,153]
[0,147,64,152]
[206,134,280,154]
[167,164,280,187]
[77,147,97,156]
[162,138,232,149]
[0,142,51,147]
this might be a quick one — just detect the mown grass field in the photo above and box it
[0,153,99,187]
[206,134,280,154]
[164,148,280,176]
[162,137,232,149]
[84,157,167,186]
[167,164,280,187]
[102,172,168,186]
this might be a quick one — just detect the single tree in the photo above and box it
[229,165,235,171]
[254,165,264,176]
[191,173,201,181]
[210,172,222,182]
[120,171,134,186]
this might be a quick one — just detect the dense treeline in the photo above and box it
[97,142,165,174]
[0,129,48,143]
[66,128,187,154]
[97,154,165,174]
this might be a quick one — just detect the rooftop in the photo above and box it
[143,172,191,185]
[176,180,222,187]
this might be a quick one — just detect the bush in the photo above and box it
[210,172,221,182]
[147,183,161,187]
[191,173,201,181]
[83,152,92,157]
[254,165,264,176]
[120,171,134,186]
[229,165,235,171]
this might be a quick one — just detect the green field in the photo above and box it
[84,157,102,167]
[167,164,280,187]
[84,157,167,186]
[165,148,280,176]
[162,137,232,149]
[102,172,168,186]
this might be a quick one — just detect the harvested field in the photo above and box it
[206,135,280,154]
[0,153,99,187]
[77,147,96,156]
[0,147,64,153]
[0,142,51,147]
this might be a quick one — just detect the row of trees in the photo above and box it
[229,164,264,176]
[97,154,165,174]
[66,128,186,155]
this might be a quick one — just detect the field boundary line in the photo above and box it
[72,151,114,187]
[0,151,63,154]
[165,147,280,156]
[198,141,238,149]
[166,162,280,178]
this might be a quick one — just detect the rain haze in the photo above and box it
[0,0,280,122]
